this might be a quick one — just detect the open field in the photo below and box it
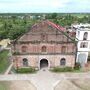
[0,81,10,90]
[70,78,90,90]
[0,78,90,90]
[0,81,36,90]
[55,78,90,90]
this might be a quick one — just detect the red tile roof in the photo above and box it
[46,20,76,41]
[46,20,65,31]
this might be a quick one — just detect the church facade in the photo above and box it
[12,20,76,69]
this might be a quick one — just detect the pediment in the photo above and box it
[18,21,74,42]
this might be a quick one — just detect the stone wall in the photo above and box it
[13,54,75,69]
[14,43,76,54]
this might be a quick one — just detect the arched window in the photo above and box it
[41,34,47,41]
[60,58,66,66]
[80,42,88,48]
[23,58,28,66]
[21,46,27,52]
[42,34,46,41]
[83,32,88,40]
[42,46,46,52]
[61,46,66,53]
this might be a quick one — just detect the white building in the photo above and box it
[73,24,90,66]
[72,23,90,28]
[0,39,11,51]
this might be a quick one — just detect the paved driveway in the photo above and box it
[0,68,65,90]
[1,68,90,90]
[30,68,65,90]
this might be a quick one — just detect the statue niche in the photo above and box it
[41,34,48,42]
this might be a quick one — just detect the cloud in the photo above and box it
[0,0,22,3]
[0,0,68,7]
[57,0,90,12]
[0,0,90,13]
[0,0,70,12]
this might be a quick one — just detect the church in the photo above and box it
[12,20,76,69]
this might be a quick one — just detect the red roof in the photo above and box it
[46,20,65,31]
[46,20,76,38]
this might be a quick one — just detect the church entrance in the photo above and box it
[40,59,48,69]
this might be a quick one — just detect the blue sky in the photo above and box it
[0,0,90,13]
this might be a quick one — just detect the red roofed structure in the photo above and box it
[46,20,65,31]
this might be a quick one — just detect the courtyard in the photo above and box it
[0,68,90,90]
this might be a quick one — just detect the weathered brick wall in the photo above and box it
[14,43,76,54]
[13,54,75,68]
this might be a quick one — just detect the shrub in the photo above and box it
[64,67,73,72]
[16,67,36,73]
[51,67,73,72]
[74,62,81,70]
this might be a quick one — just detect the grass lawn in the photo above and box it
[0,50,10,74]
[0,81,9,90]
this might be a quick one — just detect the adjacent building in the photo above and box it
[72,24,90,66]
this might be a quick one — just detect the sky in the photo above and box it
[0,0,90,13]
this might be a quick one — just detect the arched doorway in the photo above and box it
[40,59,48,69]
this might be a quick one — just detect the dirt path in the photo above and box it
[30,68,65,90]
[4,63,13,75]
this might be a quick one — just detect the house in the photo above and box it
[12,20,76,69]
[74,24,90,67]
